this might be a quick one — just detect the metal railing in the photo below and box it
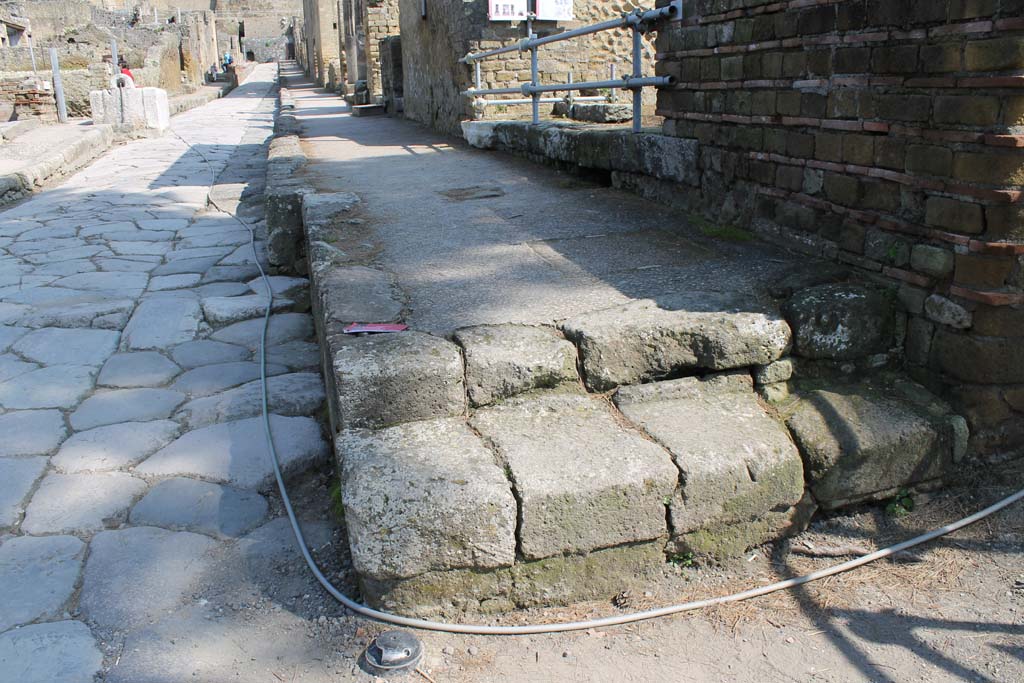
[460,4,679,133]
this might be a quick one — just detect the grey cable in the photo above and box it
[176,84,1024,637]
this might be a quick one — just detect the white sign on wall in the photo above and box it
[488,0,528,21]
[535,0,574,21]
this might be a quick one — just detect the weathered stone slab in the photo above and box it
[265,340,320,370]
[201,264,261,284]
[12,327,120,366]
[69,388,185,430]
[150,255,221,276]
[0,621,102,683]
[201,294,293,325]
[470,393,676,560]
[52,420,180,473]
[616,371,806,557]
[560,292,791,391]
[122,298,203,350]
[0,365,96,409]
[21,472,148,534]
[332,332,465,430]
[786,378,963,509]
[0,325,29,352]
[136,415,328,489]
[211,312,313,349]
[170,339,250,368]
[317,266,403,329]
[78,527,217,629]
[129,477,268,538]
[0,456,48,527]
[170,361,288,398]
[53,271,148,295]
[197,282,252,298]
[247,275,308,300]
[149,273,202,291]
[339,418,517,580]
[0,535,86,631]
[174,372,325,428]
[97,352,181,388]
[782,283,893,361]
[0,409,67,456]
[454,324,579,407]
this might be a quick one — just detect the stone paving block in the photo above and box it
[150,255,222,276]
[170,361,289,398]
[247,275,308,300]
[12,327,120,366]
[0,354,38,382]
[0,409,67,456]
[136,415,328,489]
[339,418,517,580]
[560,292,792,391]
[616,372,806,557]
[201,294,293,325]
[0,324,29,352]
[0,456,48,527]
[97,352,181,388]
[201,264,261,284]
[129,477,269,538]
[0,365,96,409]
[16,296,136,330]
[197,282,252,298]
[0,535,86,631]
[454,324,579,407]
[52,420,180,473]
[0,621,102,683]
[69,388,185,430]
[175,372,324,428]
[332,332,466,430]
[786,378,962,509]
[148,273,202,291]
[21,472,148,534]
[316,266,403,329]
[97,258,160,273]
[265,340,321,370]
[53,271,148,295]
[470,393,677,560]
[122,298,203,350]
[170,339,250,368]
[78,526,218,629]
[211,312,313,349]
[782,283,894,361]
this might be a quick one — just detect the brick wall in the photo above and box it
[363,0,399,98]
[654,0,1024,459]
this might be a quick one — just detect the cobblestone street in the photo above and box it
[0,64,349,681]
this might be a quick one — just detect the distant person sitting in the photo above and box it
[222,52,234,71]
[117,60,134,86]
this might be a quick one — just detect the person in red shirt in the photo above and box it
[119,60,134,82]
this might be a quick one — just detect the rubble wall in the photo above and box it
[398,0,657,137]
[650,1,1024,460]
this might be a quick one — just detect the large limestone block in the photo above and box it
[332,332,465,430]
[560,292,791,391]
[90,87,170,134]
[616,371,806,557]
[786,377,965,509]
[782,283,894,361]
[453,324,579,407]
[338,419,517,580]
[470,393,677,560]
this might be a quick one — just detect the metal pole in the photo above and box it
[28,35,38,75]
[110,39,118,70]
[474,60,481,90]
[609,64,616,102]
[631,27,641,133]
[566,71,573,111]
[528,17,538,125]
[177,8,182,23]
[48,48,68,123]
[153,8,158,25]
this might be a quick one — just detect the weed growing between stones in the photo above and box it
[689,214,754,242]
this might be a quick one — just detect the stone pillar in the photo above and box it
[90,86,170,137]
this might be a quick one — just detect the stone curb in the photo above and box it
[0,124,115,208]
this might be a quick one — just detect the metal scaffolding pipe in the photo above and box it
[521,76,673,94]
[476,95,607,107]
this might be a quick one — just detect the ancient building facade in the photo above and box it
[398,0,656,137]
[300,0,339,86]
[650,0,1023,460]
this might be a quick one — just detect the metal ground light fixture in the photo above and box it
[461,4,678,132]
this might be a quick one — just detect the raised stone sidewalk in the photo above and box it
[281,62,970,616]
[0,63,334,681]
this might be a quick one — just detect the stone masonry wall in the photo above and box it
[652,0,1024,460]
[363,0,398,98]
[399,0,657,137]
